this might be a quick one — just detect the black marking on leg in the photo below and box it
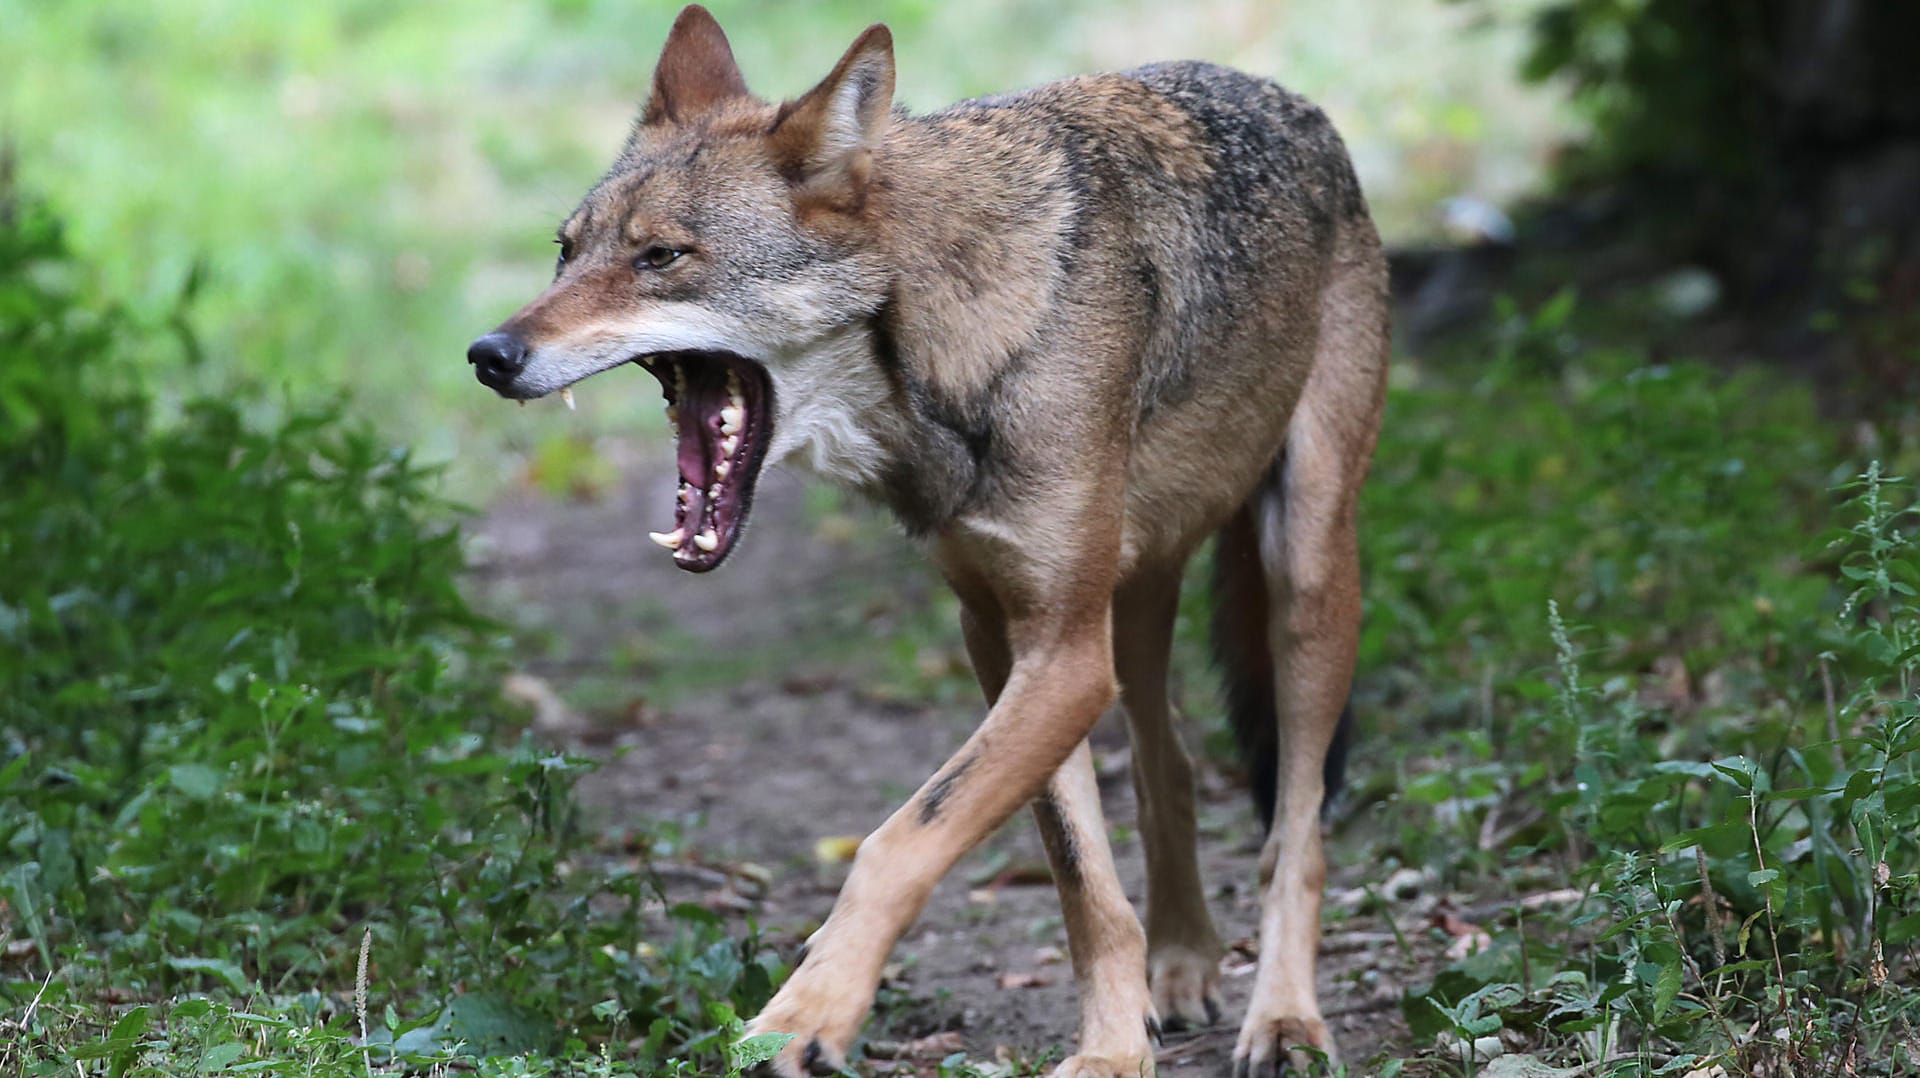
[1205,996,1222,1028]
[1032,794,1082,889]
[918,751,978,825]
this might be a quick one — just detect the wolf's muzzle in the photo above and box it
[468,332,529,392]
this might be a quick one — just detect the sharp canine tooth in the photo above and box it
[559,387,576,411]
[693,530,719,552]
[648,529,683,549]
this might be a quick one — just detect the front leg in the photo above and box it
[1033,741,1159,1078]
[962,600,1158,1078]
[749,605,1118,1075]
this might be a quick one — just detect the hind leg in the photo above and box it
[1114,566,1226,1032]
[1233,253,1386,1078]
[1231,466,1355,1075]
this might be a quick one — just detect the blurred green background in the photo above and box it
[1,0,1571,491]
[10,2,1920,1073]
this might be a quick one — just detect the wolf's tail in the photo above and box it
[1209,462,1355,832]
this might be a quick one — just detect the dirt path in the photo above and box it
[470,448,1434,1075]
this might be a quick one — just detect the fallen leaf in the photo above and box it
[700,888,754,914]
[1432,907,1493,960]
[813,835,864,865]
[730,861,774,892]
[865,1031,967,1060]
[997,971,1051,990]
[989,861,1054,887]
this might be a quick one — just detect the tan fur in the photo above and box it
[468,8,1389,1075]
[960,596,1157,1076]
[1115,567,1227,1032]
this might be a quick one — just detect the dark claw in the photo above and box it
[802,1039,842,1076]
[1232,1045,1327,1078]
[1146,1015,1164,1046]
[1166,996,1224,1036]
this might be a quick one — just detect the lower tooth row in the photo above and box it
[660,525,718,554]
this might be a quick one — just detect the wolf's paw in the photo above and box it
[744,976,865,1077]
[745,1031,847,1078]
[1147,944,1223,1032]
[1229,1013,1336,1078]
[1049,1051,1157,1078]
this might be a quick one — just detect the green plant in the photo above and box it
[1396,460,1920,1075]
[0,197,784,1074]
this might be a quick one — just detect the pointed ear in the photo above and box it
[644,5,749,125]
[770,25,895,204]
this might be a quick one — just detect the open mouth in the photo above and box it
[636,351,774,572]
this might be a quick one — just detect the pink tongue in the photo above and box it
[673,365,729,526]
[672,372,721,486]
[675,405,714,489]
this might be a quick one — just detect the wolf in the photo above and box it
[467,7,1388,1076]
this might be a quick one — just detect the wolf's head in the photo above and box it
[468,5,897,571]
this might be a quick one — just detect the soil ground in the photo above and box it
[470,453,1448,1076]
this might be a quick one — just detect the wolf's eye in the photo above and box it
[637,245,685,271]
[554,237,574,271]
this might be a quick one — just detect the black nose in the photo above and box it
[467,332,529,391]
